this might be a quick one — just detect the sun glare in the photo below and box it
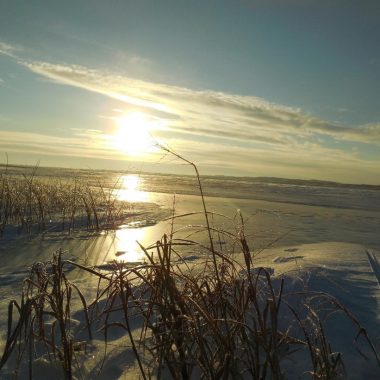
[115,174,149,202]
[114,228,146,263]
[113,112,154,156]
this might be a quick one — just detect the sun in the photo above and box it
[113,112,154,156]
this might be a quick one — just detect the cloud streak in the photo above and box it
[0,130,115,160]
[1,41,379,183]
[0,41,20,58]
[22,59,380,147]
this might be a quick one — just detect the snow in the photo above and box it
[0,188,379,378]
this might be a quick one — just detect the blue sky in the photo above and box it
[0,0,379,183]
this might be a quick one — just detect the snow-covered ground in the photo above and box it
[0,188,379,378]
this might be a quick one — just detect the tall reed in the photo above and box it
[1,157,378,379]
[0,167,135,237]
[0,250,92,379]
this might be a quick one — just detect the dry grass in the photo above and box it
[0,164,137,237]
[0,154,379,379]
[3,229,378,379]
[0,250,92,379]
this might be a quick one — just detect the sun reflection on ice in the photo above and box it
[116,174,149,203]
[114,227,146,263]
[110,174,156,263]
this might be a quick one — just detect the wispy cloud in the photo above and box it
[0,41,20,58]
[0,129,161,163]
[1,41,379,183]
[0,130,110,160]
[21,59,380,147]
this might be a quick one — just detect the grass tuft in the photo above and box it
[0,155,378,379]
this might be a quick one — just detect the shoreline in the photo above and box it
[0,173,379,378]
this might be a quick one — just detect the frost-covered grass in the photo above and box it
[0,155,379,379]
[0,165,137,236]
[1,230,379,379]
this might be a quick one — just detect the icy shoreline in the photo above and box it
[0,239,379,379]
[0,181,379,378]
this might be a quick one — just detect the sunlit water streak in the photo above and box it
[113,227,146,263]
[110,175,157,262]
[114,174,150,203]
